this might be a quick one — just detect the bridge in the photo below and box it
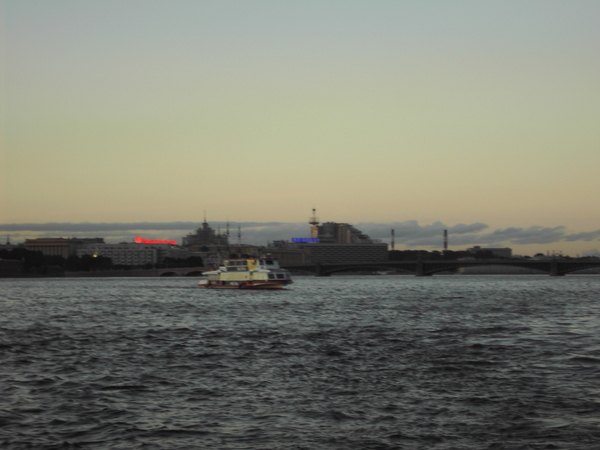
[65,266,210,277]
[281,259,600,277]
[154,266,208,277]
[63,260,600,278]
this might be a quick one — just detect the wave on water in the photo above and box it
[1,275,600,449]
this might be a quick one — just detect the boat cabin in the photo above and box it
[223,260,251,271]
[257,258,281,270]
[223,258,281,272]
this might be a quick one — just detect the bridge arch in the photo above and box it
[183,270,203,277]
[283,259,600,277]
[427,263,546,276]
[159,271,180,277]
[318,264,415,276]
[555,263,600,276]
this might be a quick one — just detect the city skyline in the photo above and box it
[2,218,599,258]
[2,1,599,257]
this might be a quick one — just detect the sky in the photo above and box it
[1,1,599,256]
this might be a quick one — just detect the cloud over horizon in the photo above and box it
[2,221,599,251]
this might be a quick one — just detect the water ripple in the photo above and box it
[1,275,600,449]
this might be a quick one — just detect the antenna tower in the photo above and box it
[226,220,230,255]
[238,223,242,256]
[309,208,319,238]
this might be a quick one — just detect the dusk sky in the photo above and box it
[2,1,599,256]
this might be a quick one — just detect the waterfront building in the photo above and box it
[77,242,189,266]
[77,243,158,266]
[268,240,387,265]
[315,222,373,244]
[260,246,310,266]
[270,211,388,264]
[304,242,388,263]
[25,238,104,259]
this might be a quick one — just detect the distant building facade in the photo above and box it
[305,243,388,263]
[270,212,388,264]
[25,238,105,259]
[260,245,310,266]
[315,222,374,244]
[269,241,388,265]
[77,243,157,266]
[182,221,229,248]
[77,242,189,266]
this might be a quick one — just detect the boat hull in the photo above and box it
[198,280,291,290]
[198,258,293,290]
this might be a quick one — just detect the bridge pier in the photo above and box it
[415,262,432,277]
[549,261,564,276]
[314,263,330,277]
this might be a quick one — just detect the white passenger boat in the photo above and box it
[198,258,293,289]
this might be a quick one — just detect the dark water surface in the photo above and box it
[1,275,600,449]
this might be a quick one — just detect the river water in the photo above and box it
[1,275,600,449]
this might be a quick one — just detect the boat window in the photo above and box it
[268,274,275,279]
[276,273,285,279]
[265,260,274,265]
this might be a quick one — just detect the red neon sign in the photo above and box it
[134,236,177,245]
